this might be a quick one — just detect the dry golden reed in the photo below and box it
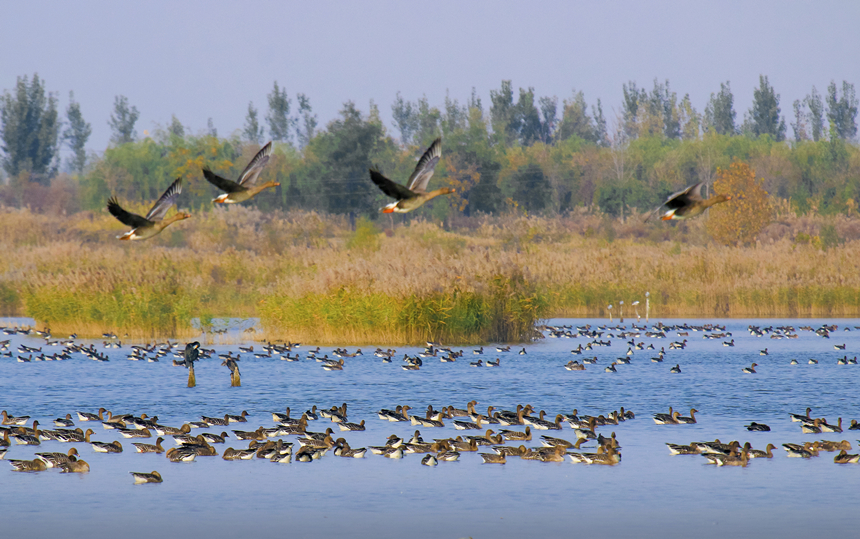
[2,205,859,343]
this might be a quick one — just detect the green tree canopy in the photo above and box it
[63,91,91,175]
[266,81,293,143]
[0,73,60,183]
[826,80,858,141]
[244,101,263,143]
[747,75,786,141]
[108,95,139,145]
[704,82,736,136]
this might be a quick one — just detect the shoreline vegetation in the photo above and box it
[3,206,859,344]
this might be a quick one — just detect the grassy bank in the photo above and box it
[2,206,860,343]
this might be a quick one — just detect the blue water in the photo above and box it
[2,317,859,538]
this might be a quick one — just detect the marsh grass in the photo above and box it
[3,206,860,342]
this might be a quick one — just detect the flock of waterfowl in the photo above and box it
[103,136,731,240]
[3,317,858,482]
[3,396,858,482]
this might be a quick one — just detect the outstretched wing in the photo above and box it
[145,177,182,222]
[406,137,442,193]
[237,141,273,186]
[370,169,416,201]
[664,182,704,210]
[107,197,151,229]
[203,167,246,194]
[645,182,705,221]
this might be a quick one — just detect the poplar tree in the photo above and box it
[244,101,263,143]
[0,73,59,182]
[108,95,139,145]
[64,91,91,174]
[266,81,293,143]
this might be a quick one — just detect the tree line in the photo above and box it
[1,73,858,220]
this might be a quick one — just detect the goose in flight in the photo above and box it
[369,137,452,213]
[203,142,278,204]
[107,178,188,240]
[647,182,731,221]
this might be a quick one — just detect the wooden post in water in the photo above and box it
[223,357,241,387]
[187,364,196,388]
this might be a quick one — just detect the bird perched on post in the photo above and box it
[184,342,200,388]
[222,356,241,387]
[646,182,731,221]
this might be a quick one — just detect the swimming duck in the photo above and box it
[479,452,506,464]
[676,409,698,424]
[166,446,198,462]
[59,456,90,473]
[421,454,438,466]
[742,363,758,374]
[833,450,860,464]
[226,411,250,423]
[35,447,79,467]
[848,419,860,431]
[529,412,564,431]
[107,178,189,240]
[648,181,731,221]
[745,422,771,432]
[131,470,163,483]
[53,414,75,428]
[801,419,822,434]
[200,432,229,444]
[704,448,749,467]
[132,437,165,454]
[653,407,675,425]
[91,440,123,453]
[221,447,255,461]
[820,418,843,433]
[2,411,30,426]
[790,408,812,422]
[666,442,700,455]
[369,138,452,213]
[9,458,48,472]
[744,443,776,458]
[334,440,366,458]
[670,364,681,374]
[202,415,230,427]
[499,426,531,442]
[565,360,586,371]
[817,440,851,452]
[338,420,366,432]
[204,142,278,204]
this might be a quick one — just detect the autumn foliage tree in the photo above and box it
[707,161,772,245]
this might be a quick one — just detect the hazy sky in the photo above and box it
[2,1,859,153]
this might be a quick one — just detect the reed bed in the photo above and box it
[2,205,860,343]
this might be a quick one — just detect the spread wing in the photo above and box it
[645,182,704,221]
[237,141,273,186]
[203,167,246,194]
[370,169,416,201]
[664,182,704,210]
[107,197,151,229]
[406,137,442,193]
[145,178,182,222]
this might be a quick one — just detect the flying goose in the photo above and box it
[203,142,278,204]
[107,178,189,240]
[369,137,453,213]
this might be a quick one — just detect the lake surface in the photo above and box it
[2,317,859,538]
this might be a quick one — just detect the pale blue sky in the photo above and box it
[2,1,858,152]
